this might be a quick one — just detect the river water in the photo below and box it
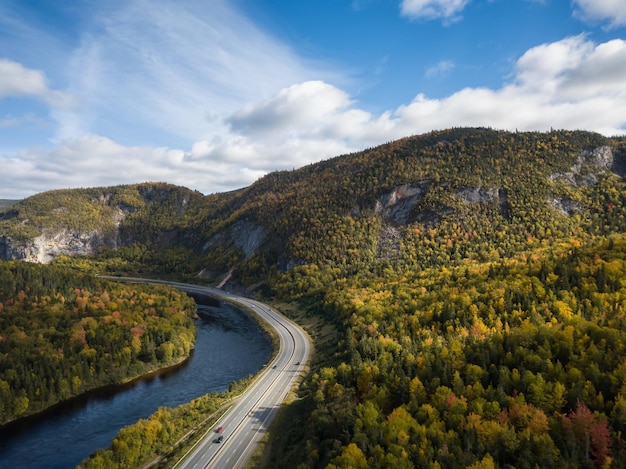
[0,299,272,469]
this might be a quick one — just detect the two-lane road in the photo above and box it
[118,280,310,469]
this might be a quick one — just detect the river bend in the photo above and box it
[0,299,272,469]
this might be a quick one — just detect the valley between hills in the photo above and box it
[2,127,626,468]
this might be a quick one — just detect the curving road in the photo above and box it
[114,280,310,469]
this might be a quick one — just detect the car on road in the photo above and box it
[213,435,224,444]
[215,426,223,433]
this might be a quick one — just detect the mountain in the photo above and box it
[4,127,626,467]
[196,127,626,280]
[7,128,624,285]
[0,182,206,264]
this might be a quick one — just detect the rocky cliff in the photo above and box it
[0,182,203,264]
[0,229,119,263]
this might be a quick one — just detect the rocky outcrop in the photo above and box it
[0,183,203,264]
[550,198,582,217]
[456,187,499,204]
[375,183,429,225]
[549,146,614,186]
[456,187,510,218]
[0,229,120,263]
[202,219,265,259]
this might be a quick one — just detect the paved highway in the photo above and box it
[112,279,310,469]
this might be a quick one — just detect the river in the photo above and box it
[0,298,272,469]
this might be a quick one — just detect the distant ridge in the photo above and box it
[0,200,19,210]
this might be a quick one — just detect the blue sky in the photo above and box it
[1,0,625,198]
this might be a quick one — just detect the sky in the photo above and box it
[1,0,626,199]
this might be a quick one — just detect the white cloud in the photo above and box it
[228,81,354,137]
[225,34,626,161]
[573,0,626,27]
[0,135,263,199]
[0,59,71,108]
[4,0,626,206]
[390,36,626,136]
[0,60,48,99]
[400,0,471,21]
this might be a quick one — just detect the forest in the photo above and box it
[2,128,626,467]
[0,260,196,425]
[263,235,626,468]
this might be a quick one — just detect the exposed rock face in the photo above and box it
[549,146,614,186]
[375,183,428,225]
[456,187,510,218]
[0,236,23,261]
[0,201,129,263]
[0,229,119,263]
[456,187,499,204]
[0,183,201,264]
[203,219,265,259]
[550,198,582,217]
[590,145,614,170]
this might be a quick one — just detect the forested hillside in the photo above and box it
[0,183,207,267]
[3,128,626,467]
[194,129,626,285]
[265,235,626,468]
[202,128,626,468]
[0,261,196,426]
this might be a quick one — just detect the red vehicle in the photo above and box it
[215,426,223,433]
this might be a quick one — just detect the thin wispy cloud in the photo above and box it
[401,0,470,21]
[58,0,331,145]
[425,60,455,78]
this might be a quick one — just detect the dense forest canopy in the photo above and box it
[267,235,626,468]
[3,128,626,467]
[0,261,196,426]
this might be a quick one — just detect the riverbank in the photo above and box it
[77,375,256,469]
[0,299,272,469]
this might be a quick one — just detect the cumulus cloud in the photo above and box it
[0,59,71,108]
[228,81,354,137]
[225,34,626,161]
[573,0,626,27]
[400,0,471,21]
[391,35,626,136]
[0,135,262,199]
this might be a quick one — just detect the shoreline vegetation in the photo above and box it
[0,261,197,427]
[0,264,281,469]
[77,286,282,469]
[77,375,256,469]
